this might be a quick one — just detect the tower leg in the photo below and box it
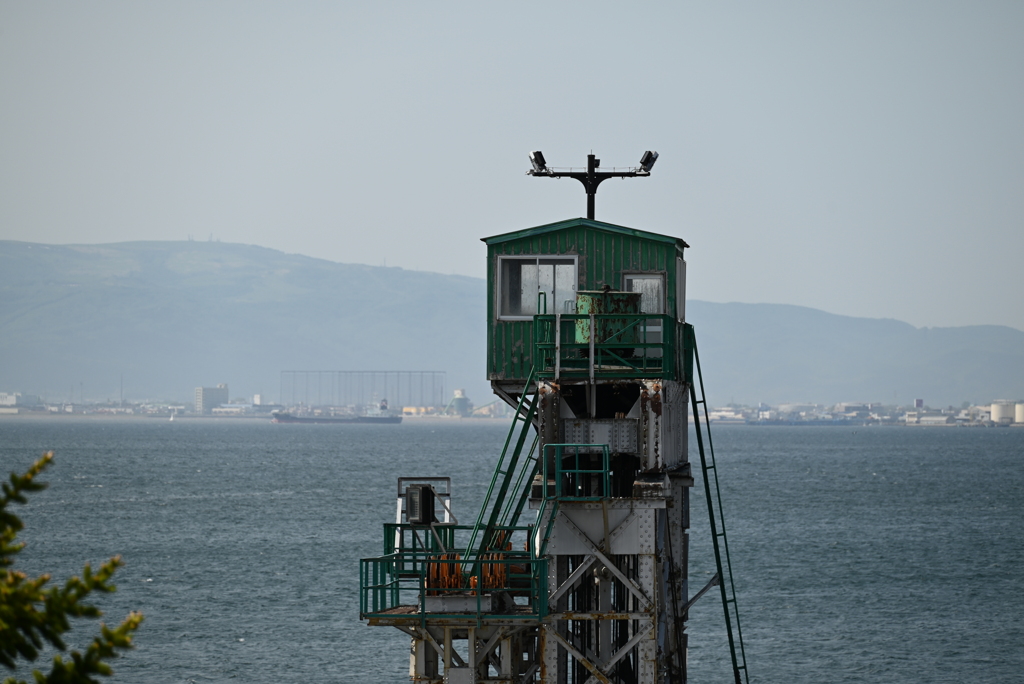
[410,633,438,682]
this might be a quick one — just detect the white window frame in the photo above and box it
[496,254,579,321]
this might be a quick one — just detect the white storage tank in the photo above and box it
[991,401,1015,424]
[1016,403,1024,424]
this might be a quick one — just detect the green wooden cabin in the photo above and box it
[482,217,689,384]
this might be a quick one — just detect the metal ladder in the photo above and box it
[464,368,539,562]
[686,324,750,684]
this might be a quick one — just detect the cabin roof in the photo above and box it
[481,217,689,249]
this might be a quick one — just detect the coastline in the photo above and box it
[0,411,515,426]
[3,411,1018,428]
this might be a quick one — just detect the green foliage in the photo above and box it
[1,453,142,684]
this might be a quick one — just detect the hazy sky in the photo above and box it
[2,2,1022,330]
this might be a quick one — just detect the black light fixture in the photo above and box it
[527,151,659,220]
[639,150,658,173]
[529,150,548,174]
[532,150,548,174]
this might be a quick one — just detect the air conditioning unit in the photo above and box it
[405,484,435,525]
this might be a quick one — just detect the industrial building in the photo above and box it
[194,384,229,414]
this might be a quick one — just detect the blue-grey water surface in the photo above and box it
[1,417,1022,683]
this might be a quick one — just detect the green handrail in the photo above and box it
[543,443,611,501]
[464,367,537,565]
[497,433,541,529]
[532,313,679,380]
[528,443,611,560]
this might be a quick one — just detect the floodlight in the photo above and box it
[530,150,548,173]
[639,151,658,173]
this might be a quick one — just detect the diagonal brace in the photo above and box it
[560,514,653,610]
[599,622,655,671]
[547,628,612,684]
[549,554,596,604]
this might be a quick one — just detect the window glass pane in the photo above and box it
[554,262,576,313]
[624,274,664,314]
[500,259,529,316]
[537,262,554,314]
[500,259,515,315]
[520,262,539,315]
[501,257,576,317]
[625,273,664,357]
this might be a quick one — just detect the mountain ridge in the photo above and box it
[2,240,1021,407]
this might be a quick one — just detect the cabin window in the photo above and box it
[625,273,667,358]
[623,273,665,314]
[498,256,577,319]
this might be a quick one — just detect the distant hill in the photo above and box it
[686,301,1024,407]
[1,240,1021,407]
[0,241,488,404]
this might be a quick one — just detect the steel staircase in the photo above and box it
[464,368,539,562]
[686,324,750,684]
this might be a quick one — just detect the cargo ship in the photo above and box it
[271,412,402,424]
[271,399,402,424]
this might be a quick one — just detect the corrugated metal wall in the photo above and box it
[486,223,685,381]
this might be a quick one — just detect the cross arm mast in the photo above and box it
[527,151,658,219]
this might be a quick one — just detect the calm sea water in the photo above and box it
[1,417,1021,683]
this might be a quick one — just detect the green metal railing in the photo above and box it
[685,323,750,684]
[383,521,456,576]
[533,313,684,380]
[543,443,611,501]
[384,523,532,566]
[360,550,548,622]
[528,443,612,558]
